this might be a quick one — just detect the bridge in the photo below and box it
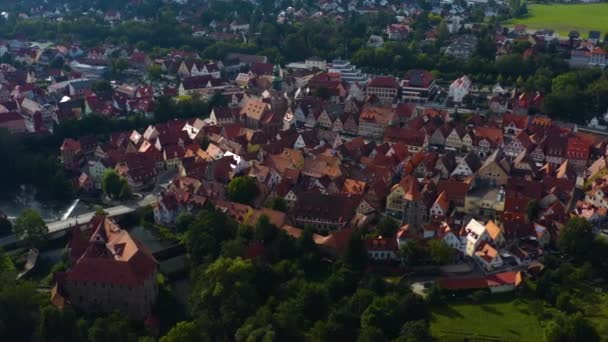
[0,194,159,248]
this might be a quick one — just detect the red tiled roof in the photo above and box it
[368,76,399,89]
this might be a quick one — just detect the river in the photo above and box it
[0,186,92,222]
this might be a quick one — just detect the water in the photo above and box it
[0,186,90,221]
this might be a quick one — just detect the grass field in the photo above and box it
[431,296,545,341]
[507,3,608,36]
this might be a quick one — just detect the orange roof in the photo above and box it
[433,191,449,212]
[485,220,502,240]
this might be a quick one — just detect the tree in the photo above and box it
[38,305,84,342]
[88,312,137,342]
[342,231,368,271]
[189,257,261,340]
[91,80,112,96]
[13,209,48,247]
[175,212,194,233]
[558,218,595,262]
[160,321,203,342]
[102,169,122,198]
[397,320,431,342]
[427,240,453,265]
[544,314,599,342]
[147,64,163,80]
[226,176,259,204]
[110,58,129,78]
[0,216,12,236]
[102,169,130,200]
[265,197,287,212]
[399,240,426,267]
[375,217,398,237]
[361,295,402,338]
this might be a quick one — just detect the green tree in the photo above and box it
[91,80,112,96]
[544,313,599,342]
[102,169,130,200]
[265,197,287,212]
[189,257,261,340]
[147,64,163,80]
[160,321,202,342]
[227,176,259,204]
[342,231,368,271]
[399,240,426,267]
[175,212,194,233]
[102,169,122,199]
[397,320,431,342]
[88,312,137,342]
[427,240,453,265]
[361,295,402,338]
[38,305,84,342]
[375,217,398,237]
[558,218,595,262]
[13,209,48,247]
[110,58,129,78]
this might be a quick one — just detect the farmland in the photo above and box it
[507,3,608,36]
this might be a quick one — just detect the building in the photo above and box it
[448,75,471,103]
[401,69,438,103]
[52,215,158,319]
[292,193,360,231]
[366,76,400,104]
[328,59,370,84]
[443,34,478,60]
[305,57,327,70]
[358,105,395,139]
[60,138,83,171]
[387,24,410,40]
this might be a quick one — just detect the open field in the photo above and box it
[507,3,608,36]
[431,296,544,341]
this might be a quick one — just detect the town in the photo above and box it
[0,0,607,341]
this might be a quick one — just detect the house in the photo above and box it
[401,69,438,103]
[430,191,450,221]
[367,35,385,48]
[445,126,466,150]
[366,76,400,104]
[464,218,489,256]
[475,242,503,271]
[209,106,236,126]
[386,175,429,234]
[292,193,360,231]
[451,152,481,178]
[448,75,471,103]
[438,271,523,293]
[60,138,83,171]
[502,114,528,137]
[477,149,510,186]
[365,237,399,261]
[52,215,158,319]
[0,112,26,133]
[358,105,395,139]
[387,24,410,40]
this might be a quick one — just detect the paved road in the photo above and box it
[47,194,158,233]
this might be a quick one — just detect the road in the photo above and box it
[47,194,158,233]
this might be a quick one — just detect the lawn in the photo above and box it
[431,296,545,341]
[507,3,608,36]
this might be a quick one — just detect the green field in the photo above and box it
[431,288,608,341]
[508,3,608,36]
[431,297,545,341]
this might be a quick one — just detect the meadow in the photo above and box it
[507,3,608,36]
